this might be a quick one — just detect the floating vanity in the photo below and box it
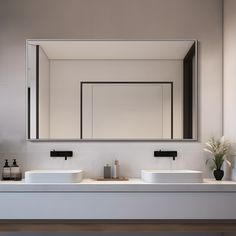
[0,178,236,221]
[0,179,236,232]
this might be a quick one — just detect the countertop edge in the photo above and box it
[0,178,236,192]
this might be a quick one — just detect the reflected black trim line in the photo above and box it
[28,87,31,139]
[36,45,39,139]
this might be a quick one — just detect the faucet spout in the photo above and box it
[50,150,73,160]
[154,150,178,161]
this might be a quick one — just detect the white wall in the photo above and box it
[0,0,222,179]
[50,59,183,139]
[223,0,236,146]
[39,46,50,138]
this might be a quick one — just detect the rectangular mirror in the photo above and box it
[26,40,197,141]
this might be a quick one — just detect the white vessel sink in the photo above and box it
[25,170,83,183]
[141,170,203,183]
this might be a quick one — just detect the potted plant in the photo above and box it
[204,136,231,180]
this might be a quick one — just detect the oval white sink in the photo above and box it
[141,170,203,183]
[25,170,83,183]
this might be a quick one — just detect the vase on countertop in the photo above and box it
[213,169,224,181]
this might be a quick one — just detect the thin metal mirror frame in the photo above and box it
[25,39,198,142]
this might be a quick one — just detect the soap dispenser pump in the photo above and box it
[10,159,22,181]
[2,159,11,180]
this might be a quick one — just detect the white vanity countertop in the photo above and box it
[0,178,236,192]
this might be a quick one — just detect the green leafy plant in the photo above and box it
[204,136,231,170]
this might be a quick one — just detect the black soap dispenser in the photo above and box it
[10,159,22,181]
[2,159,11,180]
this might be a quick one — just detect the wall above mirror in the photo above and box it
[26,40,198,141]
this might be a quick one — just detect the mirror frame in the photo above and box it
[25,39,198,142]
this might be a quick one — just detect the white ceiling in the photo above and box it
[28,40,195,60]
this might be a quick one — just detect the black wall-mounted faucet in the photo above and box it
[50,150,73,160]
[154,150,178,161]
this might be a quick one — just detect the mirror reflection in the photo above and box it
[27,40,197,140]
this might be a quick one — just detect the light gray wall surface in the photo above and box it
[0,0,223,179]
[38,46,50,139]
[223,0,236,145]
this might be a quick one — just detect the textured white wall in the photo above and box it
[39,47,50,138]
[0,0,222,179]
[224,0,236,146]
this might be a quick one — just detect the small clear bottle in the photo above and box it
[112,160,120,179]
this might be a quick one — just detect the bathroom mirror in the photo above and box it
[26,40,197,141]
